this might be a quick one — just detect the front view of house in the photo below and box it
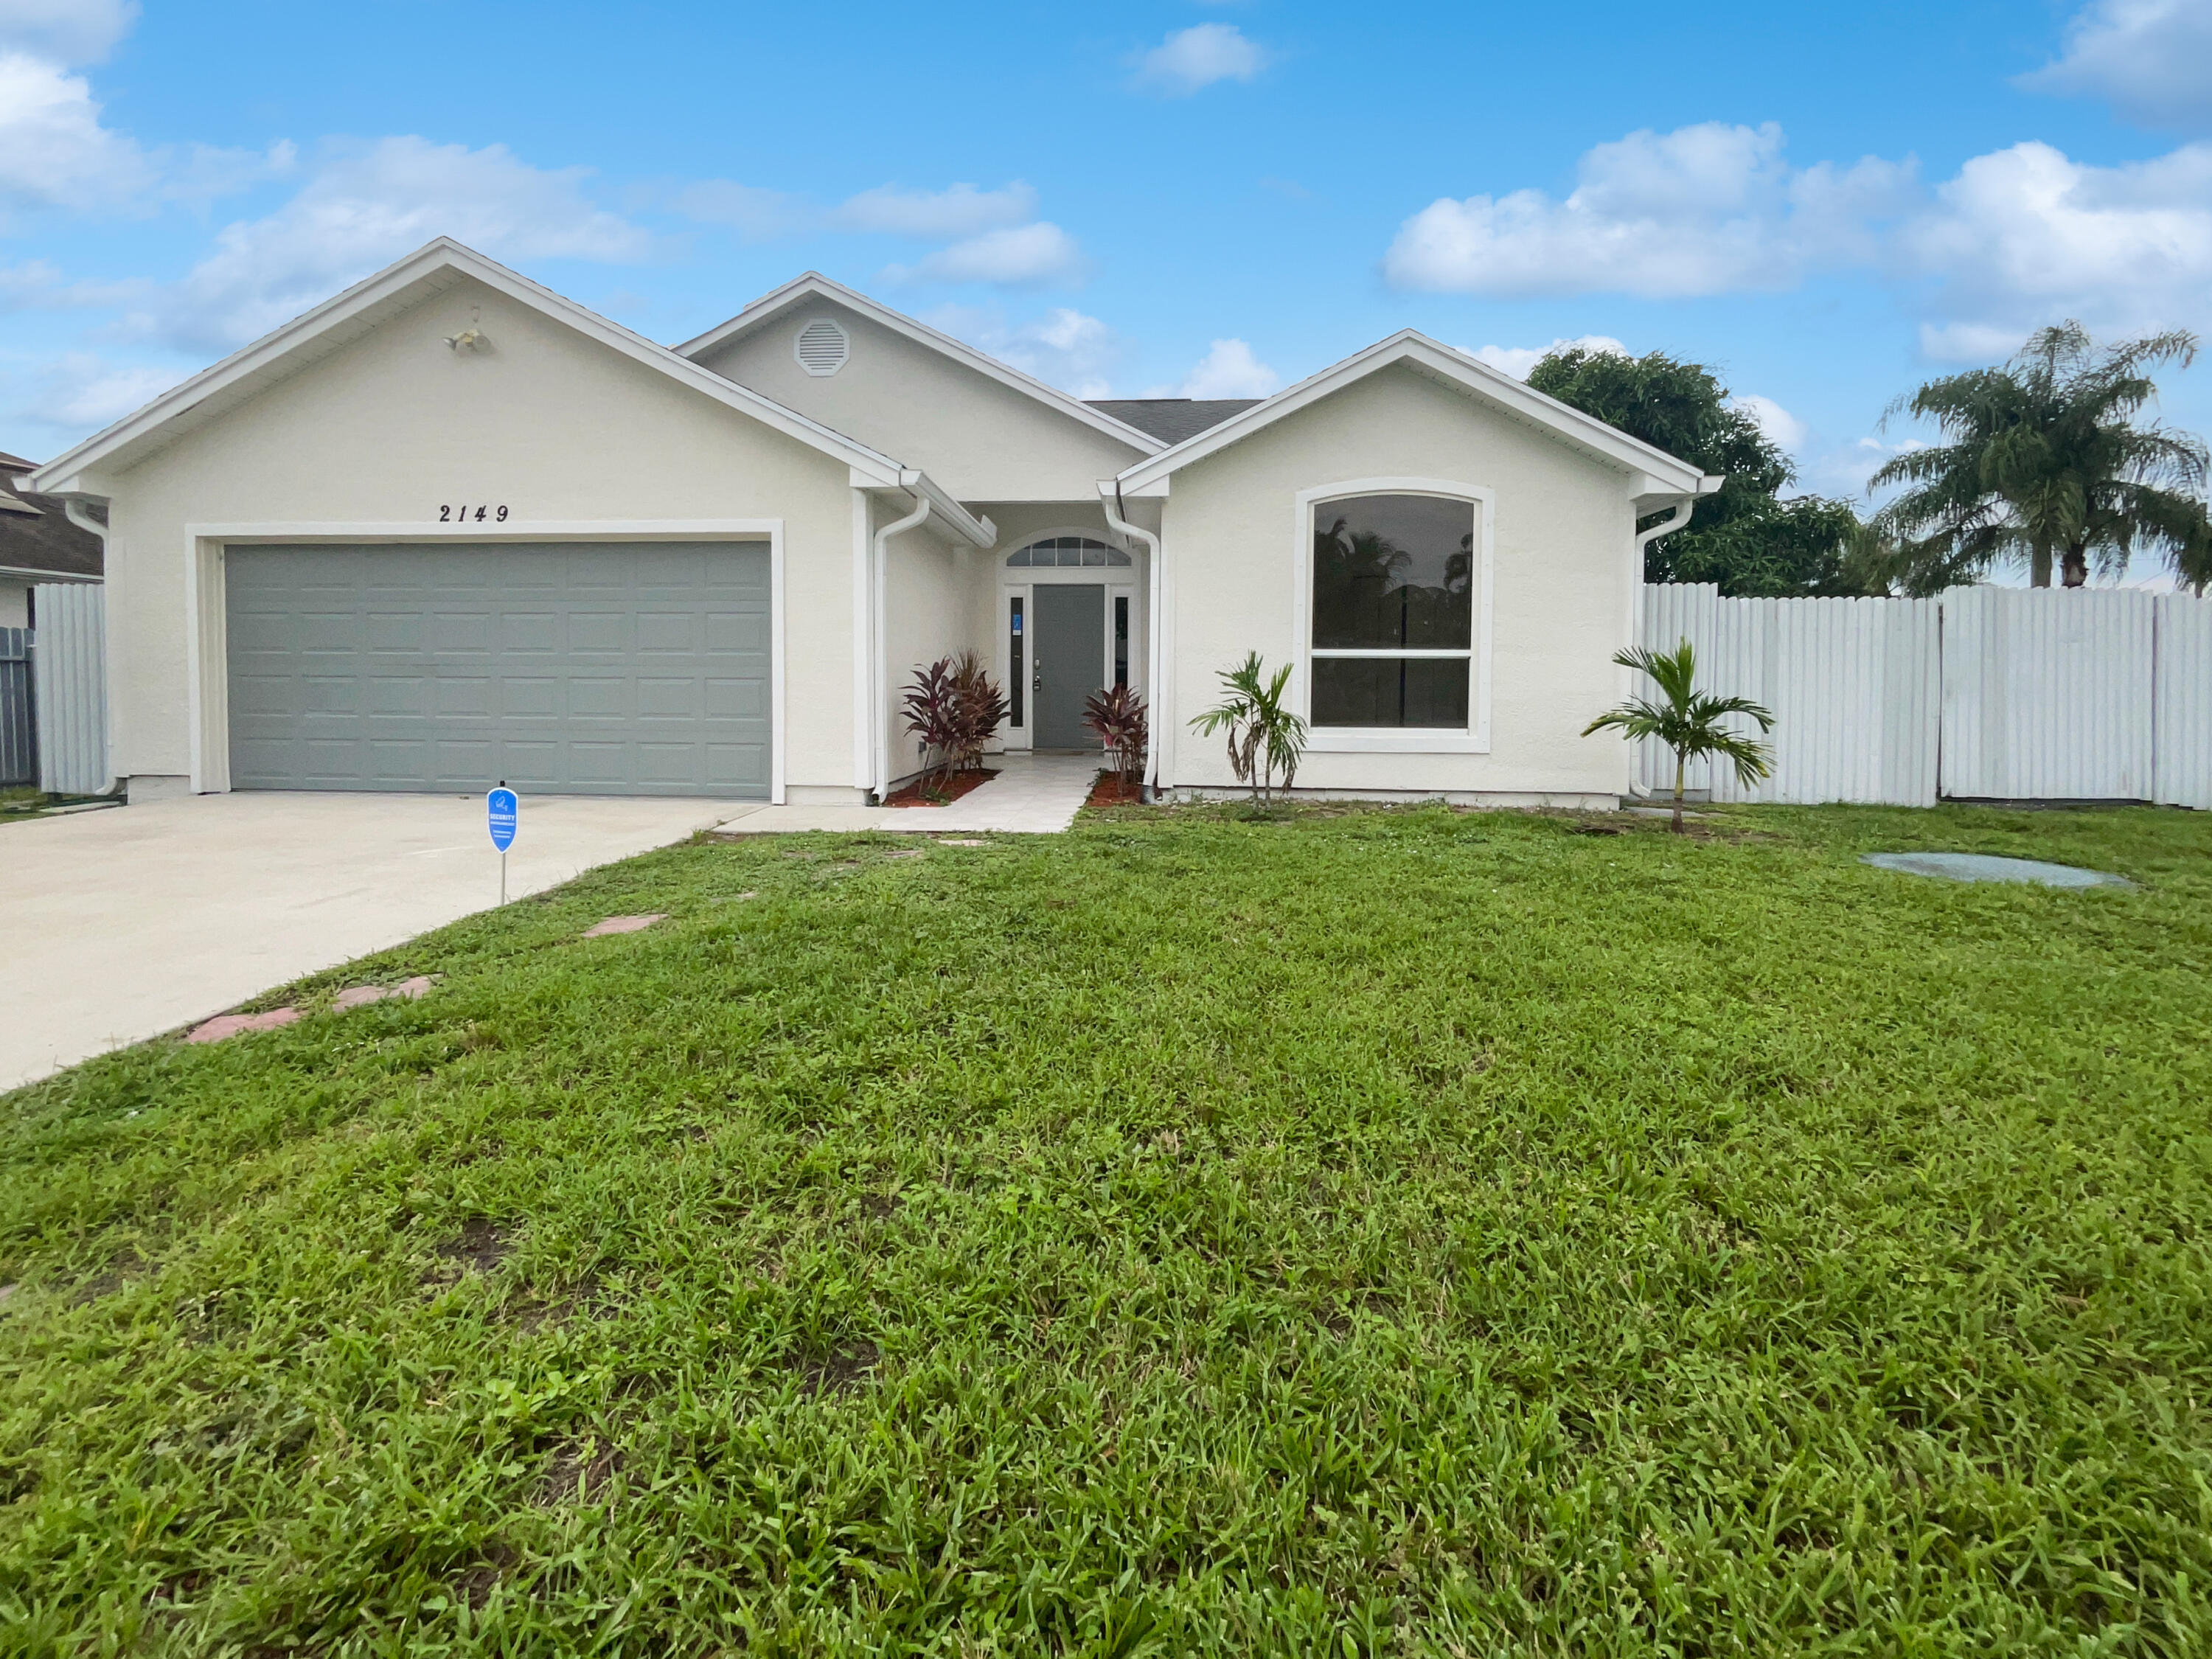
[20,240,1718,809]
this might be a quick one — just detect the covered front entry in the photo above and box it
[224,540,771,797]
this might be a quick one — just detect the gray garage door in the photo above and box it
[226,541,771,797]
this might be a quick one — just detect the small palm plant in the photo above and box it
[1583,639,1774,833]
[1189,652,1307,810]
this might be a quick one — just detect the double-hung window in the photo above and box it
[1309,493,1475,728]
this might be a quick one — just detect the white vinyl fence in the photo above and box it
[31,582,108,796]
[1635,584,2212,809]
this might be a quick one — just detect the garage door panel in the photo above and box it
[226,541,770,797]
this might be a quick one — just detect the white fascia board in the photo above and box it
[1114,331,1710,495]
[676,272,1165,457]
[24,239,909,498]
[0,563,100,582]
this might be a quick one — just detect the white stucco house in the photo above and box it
[16,239,1719,810]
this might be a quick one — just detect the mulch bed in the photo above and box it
[1086,771,1145,807]
[883,768,998,807]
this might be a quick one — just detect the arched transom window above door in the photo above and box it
[1006,535,1131,568]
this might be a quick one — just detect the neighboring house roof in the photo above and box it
[0,451,102,582]
[18,240,995,546]
[1085,399,1260,445]
[1112,331,1722,500]
[675,272,1167,457]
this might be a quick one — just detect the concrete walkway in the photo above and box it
[717,752,1100,835]
[0,792,740,1091]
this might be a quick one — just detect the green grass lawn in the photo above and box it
[3,801,2209,1656]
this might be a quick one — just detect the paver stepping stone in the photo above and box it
[333,975,438,1010]
[939,838,989,846]
[1861,852,2135,889]
[186,1007,302,1043]
[582,914,666,936]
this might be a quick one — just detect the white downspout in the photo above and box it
[870,477,931,801]
[1099,482,1164,796]
[1635,495,1697,560]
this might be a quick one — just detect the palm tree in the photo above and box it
[1868,322,2211,593]
[1189,652,1307,809]
[1583,641,1773,834]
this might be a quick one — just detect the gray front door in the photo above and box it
[1032,584,1104,749]
[225,540,771,797]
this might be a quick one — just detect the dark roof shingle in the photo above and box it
[1087,398,1262,445]
[0,452,102,580]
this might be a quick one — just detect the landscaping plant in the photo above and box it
[899,652,1008,796]
[1584,637,1773,832]
[947,650,1009,776]
[897,658,966,796]
[1189,651,1306,809]
[1081,684,1149,787]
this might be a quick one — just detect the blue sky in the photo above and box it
[3,0,2210,533]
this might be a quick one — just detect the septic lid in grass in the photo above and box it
[1861,852,2135,888]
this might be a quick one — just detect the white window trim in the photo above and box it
[1291,479,1493,754]
[995,526,1145,753]
[181,518,787,801]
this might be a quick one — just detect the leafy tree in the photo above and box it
[1582,640,1774,834]
[1528,347,1874,597]
[1189,653,1307,809]
[1868,321,2211,593]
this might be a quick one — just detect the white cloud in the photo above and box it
[669,179,807,241]
[836,181,1037,239]
[0,255,140,309]
[1467,333,1627,378]
[1806,434,1926,498]
[925,303,1121,397]
[1386,120,2212,358]
[0,46,289,218]
[147,136,650,350]
[1148,338,1279,399]
[2022,0,2212,131]
[884,221,1085,287]
[25,350,177,428]
[1899,139,2212,355]
[0,0,139,63]
[672,178,1040,246]
[1131,23,1269,96]
[1384,122,1913,299]
[0,49,152,209]
[1731,393,1806,453]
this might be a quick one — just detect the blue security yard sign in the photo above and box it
[487,785,518,904]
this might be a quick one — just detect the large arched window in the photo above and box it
[1308,493,1475,728]
[1006,535,1130,568]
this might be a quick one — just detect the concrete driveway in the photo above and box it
[0,792,742,1091]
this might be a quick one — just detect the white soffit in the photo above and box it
[675,272,1165,457]
[1113,331,1712,495]
[27,239,910,496]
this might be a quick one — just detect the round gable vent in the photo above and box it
[795,317,850,377]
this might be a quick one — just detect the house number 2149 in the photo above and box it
[438,504,509,522]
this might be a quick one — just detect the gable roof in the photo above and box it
[675,272,1166,457]
[0,451,102,580]
[21,239,920,501]
[1086,399,1260,445]
[1112,331,1720,498]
